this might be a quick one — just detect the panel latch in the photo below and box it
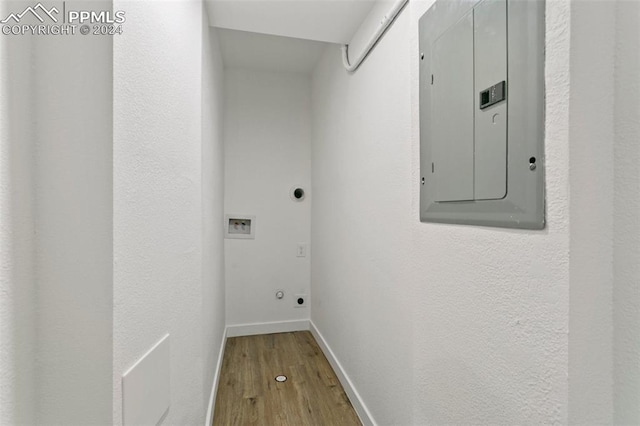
[479,80,506,109]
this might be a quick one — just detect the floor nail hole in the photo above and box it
[275,375,287,382]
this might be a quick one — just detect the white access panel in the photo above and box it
[474,0,507,200]
[122,334,170,425]
[431,11,475,202]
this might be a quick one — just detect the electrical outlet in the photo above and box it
[294,294,307,308]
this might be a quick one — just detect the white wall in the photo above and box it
[568,1,640,422]
[311,1,571,424]
[33,4,115,421]
[613,1,640,422]
[1,1,114,423]
[114,0,225,423]
[568,1,615,422]
[1,1,226,422]
[224,68,311,327]
[202,15,227,411]
[0,5,36,423]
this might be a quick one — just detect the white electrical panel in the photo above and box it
[419,0,545,229]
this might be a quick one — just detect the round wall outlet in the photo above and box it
[290,186,306,202]
[294,294,307,308]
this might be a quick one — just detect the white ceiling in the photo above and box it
[217,28,330,74]
[206,0,376,44]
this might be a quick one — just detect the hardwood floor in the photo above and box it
[212,331,361,426]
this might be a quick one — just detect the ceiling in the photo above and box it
[205,0,376,44]
[217,28,330,74]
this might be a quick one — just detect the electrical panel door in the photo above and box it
[419,0,545,229]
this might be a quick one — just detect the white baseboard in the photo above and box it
[310,321,376,426]
[204,327,227,426]
[226,319,310,337]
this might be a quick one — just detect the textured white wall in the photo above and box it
[32,1,114,422]
[1,1,225,422]
[1,1,113,422]
[310,0,571,423]
[0,6,36,423]
[224,68,311,326]
[202,19,227,408]
[568,2,640,422]
[114,0,224,423]
[613,1,640,422]
[568,1,615,422]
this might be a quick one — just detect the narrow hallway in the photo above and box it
[1,0,638,424]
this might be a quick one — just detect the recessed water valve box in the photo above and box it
[419,0,545,229]
[224,215,256,239]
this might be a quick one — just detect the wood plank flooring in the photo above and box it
[212,331,361,426]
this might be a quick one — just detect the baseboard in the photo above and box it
[310,321,376,426]
[204,327,227,426]
[226,319,310,338]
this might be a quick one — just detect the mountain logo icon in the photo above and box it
[1,3,59,24]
